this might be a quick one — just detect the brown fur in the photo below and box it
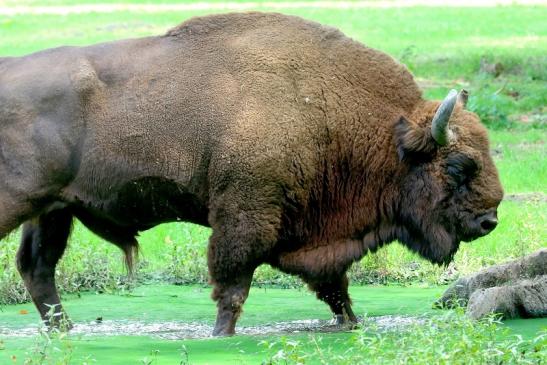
[0,12,502,335]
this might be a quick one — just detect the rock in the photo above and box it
[435,249,547,319]
[466,275,547,319]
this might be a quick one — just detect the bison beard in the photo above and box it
[0,12,503,336]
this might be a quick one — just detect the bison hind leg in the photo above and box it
[16,208,73,329]
[276,241,362,327]
[306,274,359,327]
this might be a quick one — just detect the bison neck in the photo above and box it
[287,117,403,246]
[274,120,409,279]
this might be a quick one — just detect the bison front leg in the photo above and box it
[307,274,358,326]
[16,209,72,329]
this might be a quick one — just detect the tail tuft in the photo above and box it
[114,239,139,276]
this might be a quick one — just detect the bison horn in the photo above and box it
[431,89,458,146]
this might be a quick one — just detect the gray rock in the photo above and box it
[435,249,547,319]
[466,275,547,319]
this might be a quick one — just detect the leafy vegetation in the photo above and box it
[261,315,547,365]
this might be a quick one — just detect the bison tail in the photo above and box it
[114,239,140,276]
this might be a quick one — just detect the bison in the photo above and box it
[0,12,503,336]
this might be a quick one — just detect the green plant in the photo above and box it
[179,345,190,365]
[260,313,547,365]
[261,338,309,365]
[467,89,513,129]
[22,310,76,365]
[141,349,160,365]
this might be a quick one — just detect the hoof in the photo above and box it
[332,314,345,326]
[331,314,360,329]
[44,314,73,332]
[212,327,235,337]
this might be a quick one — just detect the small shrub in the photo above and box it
[467,89,514,129]
[261,313,547,365]
[162,235,208,285]
[0,230,134,305]
[260,337,309,365]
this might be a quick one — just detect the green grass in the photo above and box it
[1,285,545,364]
[490,130,546,193]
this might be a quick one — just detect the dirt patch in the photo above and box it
[491,141,545,158]
[504,192,547,203]
[480,59,504,77]
[416,78,469,90]
[0,315,424,340]
[509,112,546,126]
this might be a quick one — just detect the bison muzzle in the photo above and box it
[0,12,503,336]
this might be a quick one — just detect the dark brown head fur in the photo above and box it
[389,101,502,264]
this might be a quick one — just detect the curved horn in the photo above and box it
[431,89,458,145]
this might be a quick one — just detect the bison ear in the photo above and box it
[394,116,437,162]
[458,89,469,108]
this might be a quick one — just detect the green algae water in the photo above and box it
[1,285,545,364]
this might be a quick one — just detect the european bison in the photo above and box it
[0,12,503,336]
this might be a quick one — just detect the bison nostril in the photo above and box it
[480,217,498,232]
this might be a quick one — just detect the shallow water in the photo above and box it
[0,315,424,340]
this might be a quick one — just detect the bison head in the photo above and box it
[392,89,503,265]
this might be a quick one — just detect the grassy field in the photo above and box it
[0,1,546,364]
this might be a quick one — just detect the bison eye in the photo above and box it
[446,153,478,188]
